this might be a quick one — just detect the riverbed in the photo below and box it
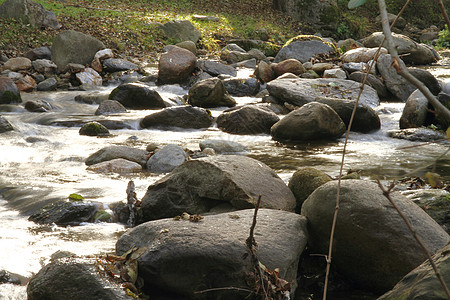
[0,66,449,299]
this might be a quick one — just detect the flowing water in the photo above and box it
[0,67,449,299]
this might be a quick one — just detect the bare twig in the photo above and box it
[126,180,137,228]
[437,0,450,31]
[194,287,254,294]
[376,180,450,299]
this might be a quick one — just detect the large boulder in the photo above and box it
[197,60,237,77]
[274,39,334,63]
[146,144,187,173]
[51,30,105,72]
[86,158,142,174]
[158,20,201,44]
[139,155,296,222]
[301,179,450,293]
[27,256,133,300]
[363,32,437,65]
[0,0,61,29]
[400,90,430,129]
[272,0,339,29]
[267,77,379,108]
[140,106,213,129]
[378,243,450,300]
[0,77,22,104]
[216,105,280,134]
[158,46,197,84]
[108,82,166,109]
[187,77,236,108]
[223,77,260,96]
[315,97,381,133]
[28,200,98,226]
[116,209,308,298]
[348,71,390,99]
[408,68,441,96]
[271,102,346,142]
[85,146,149,167]
[341,47,388,63]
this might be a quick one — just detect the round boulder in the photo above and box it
[108,82,166,109]
[272,58,306,77]
[140,106,213,129]
[216,105,280,134]
[301,179,450,293]
[139,155,296,222]
[188,77,236,108]
[146,144,188,173]
[95,100,127,115]
[399,90,430,129]
[271,102,346,142]
[158,46,197,84]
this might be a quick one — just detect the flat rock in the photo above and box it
[85,145,149,167]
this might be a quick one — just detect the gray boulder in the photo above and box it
[79,121,110,136]
[159,20,201,44]
[86,158,142,174]
[102,58,138,73]
[188,77,236,108]
[267,77,380,108]
[400,90,430,129]
[108,82,166,109]
[274,40,334,63]
[147,144,187,173]
[31,59,57,74]
[140,106,213,129]
[95,100,127,115]
[388,128,448,143]
[74,91,109,104]
[51,30,105,72]
[116,209,308,298]
[378,243,450,300]
[2,57,32,71]
[0,0,61,29]
[28,200,98,226]
[341,47,388,63]
[36,77,57,91]
[27,256,133,300]
[85,146,149,167]
[223,77,260,96]
[158,46,197,84]
[24,46,51,61]
[198,60,237,77]
[408,68,441,96]
[315,97,381,133]
[24,99,52,112]
[349,71,390,99]
[0,76,22,104]
[0,116,13,133]
[75,68,102,86]
[216,105,280,134]
[363,32,437,65]
[301,179,450,293]
[271,102,346,142]
[139,155,296,221]
[199,139,247,154]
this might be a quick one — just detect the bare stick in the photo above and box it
[194,287,254,294]
[376,180,450,298]
[437,0,450,31]
[126,181,137,228]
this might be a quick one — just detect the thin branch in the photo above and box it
[376,180,450,299]
[437,0,450,30]
[194,287,254,294]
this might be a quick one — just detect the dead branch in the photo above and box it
[376,180,450,299]
[194,287,254,294]
[126,180,137,228]
[437,0,450,31]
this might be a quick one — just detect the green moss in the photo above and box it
[0,90,21,104]
[283,35,338,52]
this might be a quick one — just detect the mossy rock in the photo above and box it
[79,121,110,136]
[283,35,337,53]
[0,90,22,104]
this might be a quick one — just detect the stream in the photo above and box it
[0,67,449,299]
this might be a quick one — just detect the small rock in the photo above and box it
[79,121,110,136]
[146,144,187,173]
[95,99,127,115]
[37,77,57,91]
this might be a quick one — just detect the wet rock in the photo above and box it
[85,145,149,167]
[400,90,430,129]
[231,58,257,68]
[36,77,57,91]
[146,144,187,173]
[0,0,61,29]
[272,58,306,77]
[28,200,98,226]
[74,91,109,104]
[140,106,213,129]
[0,76,22,103]
[341,47,388,63]
[274,40,334,63]
[0,116,13,133]
[188,77,236,108]
[408,68,441,96]
[24,46,52,61]
[108,82,166,109]
[139,155,296,221]
[301,179,450,293]
[2,57,32,72]
[348,71,389,99]
[363,32,436,65]
[388,127,447,142]
[103,58,138,73]
[75,68,102,86]
[79,121,110,136]
[197,60,237,77]
[271,102,346,142]
[0,270,22,285]
[31,59,57,74]
[86,158,142,174]
[51,30,105,72]
[288,167,332,212]
[315,96,381,133]
[158,19,201,44]
[95,100,126,115]
[199,139,247,154]
[216,104,280,134]
[223,77,260,96]
[27,256,133,299]
[267,77,379,108]
[157,46,197,84]
[116,209,308,298]
[24,99,52,112]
